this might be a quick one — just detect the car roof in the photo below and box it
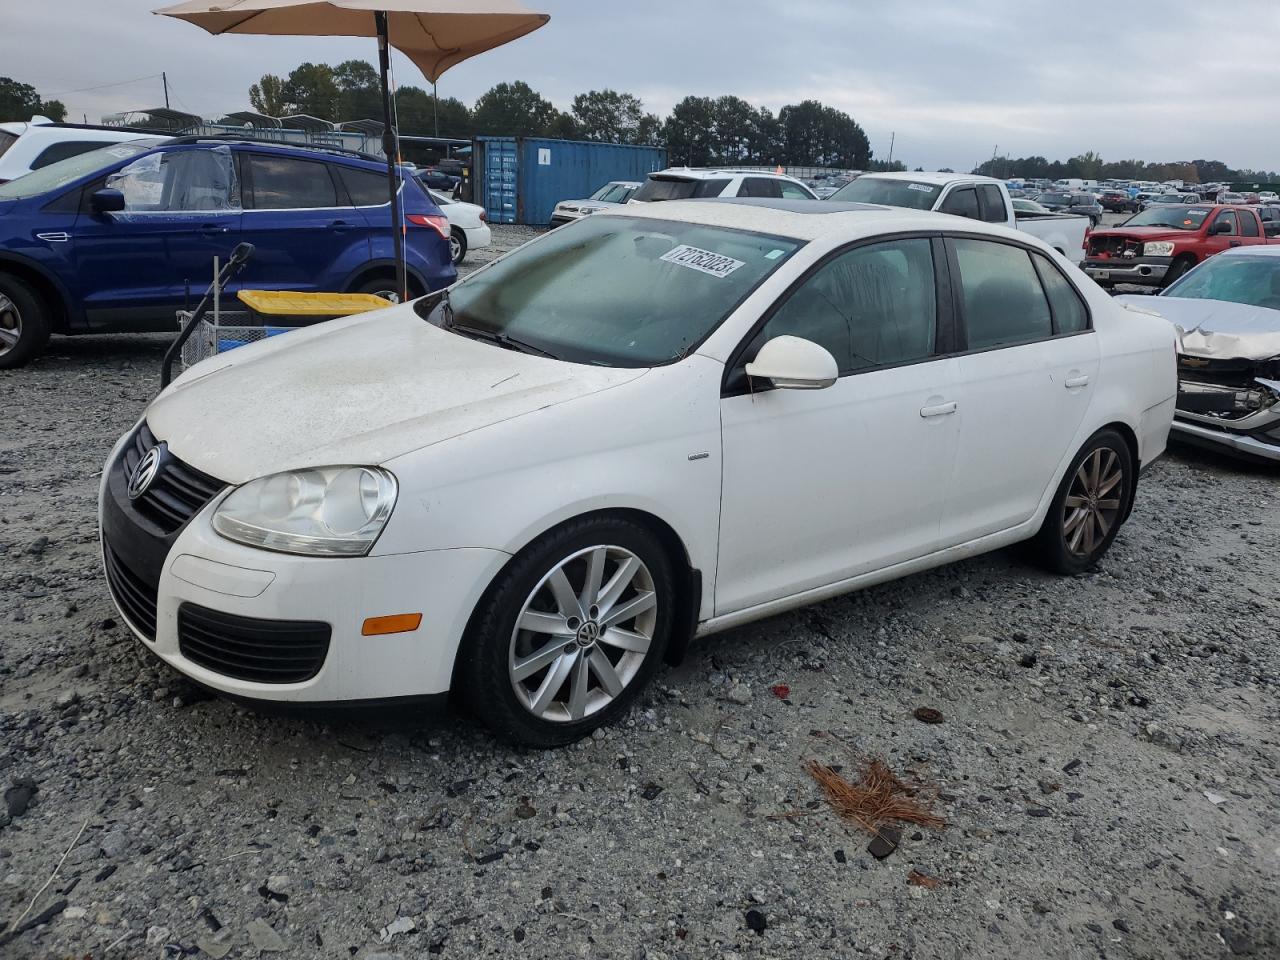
[600,196,1003,243]
[650,167,807,184]
[861,171,1004,186]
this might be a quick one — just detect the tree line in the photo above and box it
[973,151,1278,184]
[247,61,875,168]
[1,77,66,122]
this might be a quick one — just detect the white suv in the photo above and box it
[0,118,162,184]
[631,167,817,202]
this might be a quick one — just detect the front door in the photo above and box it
[940,237,1100,543]
[716,236,961,615]
[72,147,242,329]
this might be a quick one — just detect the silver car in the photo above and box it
[548,181,640,228]
[1119,246,1280,463]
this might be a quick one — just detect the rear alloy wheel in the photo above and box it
[1028,429,1133,574]
[449,228,467,266]
[459,517,674,747]
[0,274,51,370]
[353,277,421,304]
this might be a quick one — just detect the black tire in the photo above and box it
[449,228,467,266]
[1028,429,1134,575]
[1161,257,1196,289]
[457,515,675,748]
[0,273,51,370]
[352,276,421,304]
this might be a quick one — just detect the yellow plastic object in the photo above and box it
[236,289,390,317]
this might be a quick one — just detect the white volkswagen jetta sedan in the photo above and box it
[100,198,1177,746]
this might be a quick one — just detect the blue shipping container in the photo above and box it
[475,137,667,226]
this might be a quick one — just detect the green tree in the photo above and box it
[471,81,557,137]
[571,89,646,143]
[332,59,381,120]
[543,111,580,140]
[248,74,287,116]
[396,87,471,138]
[663,96,717,166]
[281,62,340,119]
[778,100,869,167]
[0,76,65,121]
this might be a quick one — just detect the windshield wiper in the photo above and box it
[445,318,559,359]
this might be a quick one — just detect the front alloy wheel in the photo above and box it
[459,516,674,747]
[509,546,656,723]
[1062,447,1124,556]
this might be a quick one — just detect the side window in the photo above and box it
[336,166,388,206]
[738,177,782,199]
[1238,211,1260,237]
[779,180,813,200]
[32,141,111,169]
[106,148,239,212]
[691,178,731,198]
[247,154,339,209]
[977,185,1007,223]
[746,238,937,376]
[1031,253,1089,334]
[940,187,980,220]
[952,238,1052,349]
[1212,211,1238,236]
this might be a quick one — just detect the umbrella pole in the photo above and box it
[375,10,407,301]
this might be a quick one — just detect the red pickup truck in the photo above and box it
[1083,204,1278,290]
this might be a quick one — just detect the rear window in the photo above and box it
[32,141,112,170]
[338,165,389,206]
[827,177,938,210]
[633,177,731,202]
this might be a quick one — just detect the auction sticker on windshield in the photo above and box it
[660,244,745,279]
[908,183,936,193]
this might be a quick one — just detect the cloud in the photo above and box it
[5,0,1278,170]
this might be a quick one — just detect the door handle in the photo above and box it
[919,401,957,418]
[330,219,353,232]
[1065,374,1090,388]
[198,223,229,234]
[1228,240,1242,247]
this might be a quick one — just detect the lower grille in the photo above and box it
[1086,235,1143,258]
[178,604,331,684]
[104,545,159,640]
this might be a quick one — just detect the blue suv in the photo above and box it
[0,137,456,367]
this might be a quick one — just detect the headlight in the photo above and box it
[212,466,397,557]
[578,206,597,215]
[1144,241,1176,257]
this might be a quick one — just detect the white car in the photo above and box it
[549,180,641,228]
[100,200,1176,746]
[631,168,817,202]
[426,188,490,265]
[0,118,161,184]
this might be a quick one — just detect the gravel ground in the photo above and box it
[2,223,1278,959]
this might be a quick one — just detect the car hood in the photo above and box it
[146,307,646,484]
[1115,294,1280,359]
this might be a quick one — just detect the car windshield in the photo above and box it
[593,183,634,203]
[1038,192,1069,204]
[1124,207,1210,230]
[418,214,802,367]
[632,177,729,201]
[1163,255,1280,309]
[0,140,157,199]
[827,177,938,209]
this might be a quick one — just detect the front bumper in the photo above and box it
[99,426,510,703]
[1083,257,1171,285]
[1171,418,1280,462]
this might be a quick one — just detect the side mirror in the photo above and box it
[1210,220,1232,235]
[90,188,126,214]
[744,335,838,390]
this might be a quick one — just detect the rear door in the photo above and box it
[237,152,367,293]
[939,235,1099,544]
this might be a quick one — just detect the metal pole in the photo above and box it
[163,71,170,109]
[375,11,406,301]
[432,80,439,138]
[887,131,894,166]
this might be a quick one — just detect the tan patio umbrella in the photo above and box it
[155,0,550,297]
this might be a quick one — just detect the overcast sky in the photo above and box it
[7,0,1279,171]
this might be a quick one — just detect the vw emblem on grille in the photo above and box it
[128,445,165,500]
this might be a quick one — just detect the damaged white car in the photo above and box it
[1119,246,1280,462]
